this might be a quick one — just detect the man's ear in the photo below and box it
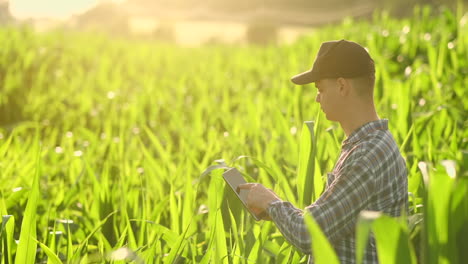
[337,77,350,96]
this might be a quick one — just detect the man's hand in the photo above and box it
[238,183,281,221]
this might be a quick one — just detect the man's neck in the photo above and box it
[340,107,380,137]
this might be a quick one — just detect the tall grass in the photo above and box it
[0,5,467,263]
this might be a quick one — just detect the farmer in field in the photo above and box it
[239,40,408,263]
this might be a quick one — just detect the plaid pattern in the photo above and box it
[268,119,408,264]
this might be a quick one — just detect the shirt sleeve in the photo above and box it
[267,159,375,254]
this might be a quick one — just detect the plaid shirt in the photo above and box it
[268,119,408,264]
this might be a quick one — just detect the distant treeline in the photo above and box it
[132,0,467,13]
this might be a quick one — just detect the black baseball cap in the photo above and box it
[291,40,375,85]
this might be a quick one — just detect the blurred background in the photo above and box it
[0,1,467,263]
[1,0,467,45]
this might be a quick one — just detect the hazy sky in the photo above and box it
[8,0,124,20]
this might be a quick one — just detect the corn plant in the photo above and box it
[0,4,467,263]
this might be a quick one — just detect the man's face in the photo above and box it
[314,79,342,121]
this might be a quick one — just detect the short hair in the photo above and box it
[350,73,375,98]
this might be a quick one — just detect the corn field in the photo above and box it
[0,5,467,264]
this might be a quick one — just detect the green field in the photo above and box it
[0,5,467,264]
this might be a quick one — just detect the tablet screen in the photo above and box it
[223,168,263,221]
[223,168,249,203]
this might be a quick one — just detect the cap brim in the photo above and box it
[291,70,318,85]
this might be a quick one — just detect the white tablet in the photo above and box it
[222,168,266,221]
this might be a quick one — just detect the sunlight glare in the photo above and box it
[9,0,125,20]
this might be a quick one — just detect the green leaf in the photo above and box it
[200,164,231,179]
[373,216,416,264]
[232,155,277,181]
[303,214,339,264]
[1,214,15,264]
[66,223,73,261]
[227,203,242,263]
[71,211,117,260]
[5,187,28,209]
[297,121,316,207]
[1,215,13,241]
[15,144,41,264]
[0,131,14,158]
[356,211,381,264]
[34,238,63,264]
[356,211,416,264]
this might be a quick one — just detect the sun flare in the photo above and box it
[8,0,125,20]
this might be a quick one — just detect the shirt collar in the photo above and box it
[342,119,389,148]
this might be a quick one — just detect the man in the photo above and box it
[239,40,408,263]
